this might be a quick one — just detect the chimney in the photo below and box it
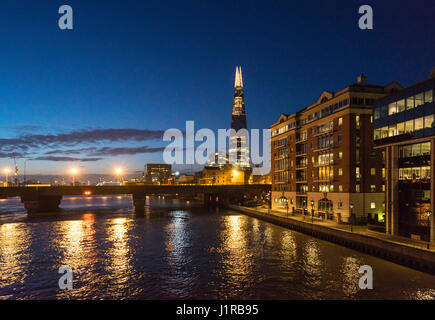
[430,67,435,79]
[357,73,367,85]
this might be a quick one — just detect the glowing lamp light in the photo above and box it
[232,169,238,175]
[84,190,92,196]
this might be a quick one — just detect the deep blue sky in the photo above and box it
[0,0,434,176]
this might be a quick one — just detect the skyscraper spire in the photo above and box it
[238,66,243,87]
[234,66,243,88]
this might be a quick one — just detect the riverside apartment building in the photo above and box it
[270,74,402,223]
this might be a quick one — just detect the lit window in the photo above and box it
[370,202,376,209]
[406,96,414,109]
[370,185,376,192]
[415,117,424,131]
[425,115,434,129]
[338,168,343,176]
[424,90,433,103]
[356,184,360,192]
[338,152,343,159]
[339,185,343,192]
[405,120,414,133]
[388,102,397,115]
[397,122,404,135]
[338,117,343,126]
[397,99,405,112]
[415,92,424,107]
[371,168,376,176]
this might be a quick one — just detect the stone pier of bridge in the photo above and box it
[203,193,230,208]
[132,194,146,216]
[21,194,62,216]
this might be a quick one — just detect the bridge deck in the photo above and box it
[0,184,270,197]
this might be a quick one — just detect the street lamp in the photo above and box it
[426,210,432,250]
[4,168,10,186]
[311,199,314,223]
[350,203,354,232]
[115,167,123,183]
[279,195,288,218]
[286,199,289,218]
[70,168,78,186]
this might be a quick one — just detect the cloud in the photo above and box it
[0,151,28,158]
[0,128,165,151]
[43,146,165,157]
[12,125,43,133]
[89,146,165,156]
[44,147,97,155]
[32,156,103,162]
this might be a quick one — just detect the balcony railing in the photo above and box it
[312,161,334,167]
[312,177,334,183]
[312,144,334,152]
[374,132,414,147]
[296,150,307,156]
[312,127,334,137]
[296,190,308,195]
[296,136,307,143]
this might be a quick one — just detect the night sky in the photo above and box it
[0,0,433,176]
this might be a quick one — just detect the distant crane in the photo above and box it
[11,150,19,186]
[24,159,27,186]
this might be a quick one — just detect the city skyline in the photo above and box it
[0,0,434,303]
[0,0,434,175]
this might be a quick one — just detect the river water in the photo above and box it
[0,196,434,300]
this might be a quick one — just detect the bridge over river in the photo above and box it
[0,184,270,216]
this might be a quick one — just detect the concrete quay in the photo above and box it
[229,205,435,275]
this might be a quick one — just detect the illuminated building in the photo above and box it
[249,173,272,185]
[270,74,402,223]
[208,152,229,168]
[373,69,434,242]
[229,66,250,168]
[198,164,247,185]
[144,163,172,184]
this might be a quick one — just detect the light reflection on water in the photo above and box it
[0,223,30,290]
[0,196,434,300]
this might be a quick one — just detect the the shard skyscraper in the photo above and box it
[229,66,250,168]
